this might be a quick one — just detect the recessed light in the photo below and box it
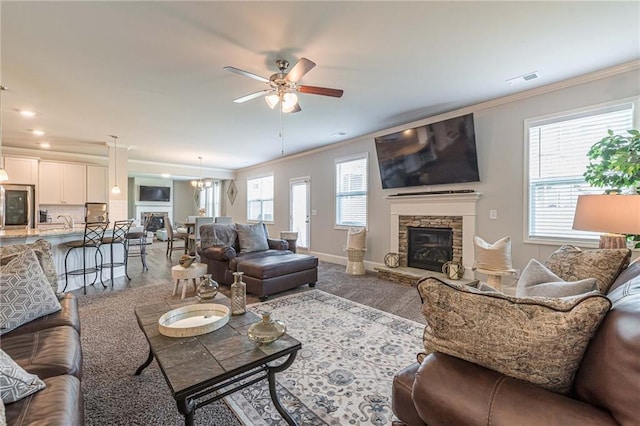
[40,142,50,148]
[506,71,540,85]
[20,110,36,117]
[332,132,347,137]
[32,129,45,136]
[161,173,171,178]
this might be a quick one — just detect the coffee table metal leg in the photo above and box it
[267,352,299,426]
[134,348,154,375]
[177,398,195,426]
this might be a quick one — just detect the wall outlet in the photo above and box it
[489,209,498,220]
[311,209,318,216]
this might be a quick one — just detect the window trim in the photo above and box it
[522,96,638,247]
[246,172,275,224]
[334,152,369,230]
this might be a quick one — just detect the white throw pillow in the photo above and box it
[473,235,516,272]
[0,349,46,403]
[516,259,598,298]
[346,227,366,249]
[0,250,61,335]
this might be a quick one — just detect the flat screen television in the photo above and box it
[139,185,171,202]
[374,113,480,189]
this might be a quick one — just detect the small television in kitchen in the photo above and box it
[139,185,171,202]
[374,113,480,189]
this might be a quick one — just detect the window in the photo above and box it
[247,174,274,222]
[197,181,221,217]
[526,101,635,243]
[335,154,368,227]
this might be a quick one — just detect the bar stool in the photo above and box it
[100,219,133,285]
[62,222,109,294]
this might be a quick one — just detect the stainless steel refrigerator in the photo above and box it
[0,184,35,229]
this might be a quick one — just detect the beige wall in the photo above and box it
[226,67,640,274]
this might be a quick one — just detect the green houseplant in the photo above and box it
[583,129,640,248]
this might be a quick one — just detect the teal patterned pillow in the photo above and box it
[0,250,61,335]
[0,349,46,403]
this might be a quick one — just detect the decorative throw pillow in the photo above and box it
[544,245,631,294]
[200,223,237,250]
[516,259,598,298]
[236,223,269,253]
[0,250,62,336]
[0,397,5,426]
[472,236,516,272]
[346,227,367,249]
[0,349,46,403]
[417,277,611,394]
[0,239,58,294]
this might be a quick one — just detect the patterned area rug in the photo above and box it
[227,290,424,425]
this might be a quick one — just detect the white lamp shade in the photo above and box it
[265,93,280,109]
[111,184,121,195]
[281,92,298,112]
[572,194,640,235]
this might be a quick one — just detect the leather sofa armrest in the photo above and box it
[267,238,289,251]
[412,353,617,426]
[199,246,236,261]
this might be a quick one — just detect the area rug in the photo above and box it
[227,290,424,425]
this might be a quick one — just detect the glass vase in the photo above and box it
[197,274,218,301]
[247,312,286,345]
[230,272,246,315]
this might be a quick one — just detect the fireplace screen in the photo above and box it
[407,227,453,272]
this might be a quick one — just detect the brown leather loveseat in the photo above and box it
[392,258,640,426]
[198,223,318,300]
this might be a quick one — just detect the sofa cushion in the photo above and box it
[544,245,630,293]
[0,326,82,379]
[472,235,516,272]
[0,349,45,404]
[573,273,640,425]
[516,259,598,298]
[0,250,62,336]
[3,375,83,426]
[228,249,291,272]
[417,277,611,394]
[236,223,269,253]
[0,239,58,294]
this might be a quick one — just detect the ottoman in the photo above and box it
[237,253,318,301]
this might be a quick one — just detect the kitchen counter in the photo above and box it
[0,226,85,242]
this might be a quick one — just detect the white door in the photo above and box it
[290,177,310,249]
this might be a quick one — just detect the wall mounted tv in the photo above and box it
[374,113,480,189]
[139,185,171,202]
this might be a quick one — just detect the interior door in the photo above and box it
[290,177,310,249]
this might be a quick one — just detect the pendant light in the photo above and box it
[110,135,121,194]
[191,156,212,190]
[0,85,9,181]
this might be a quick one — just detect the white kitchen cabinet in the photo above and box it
[38,161,86,205]
[87,165,108,203]
[2,156,39,185]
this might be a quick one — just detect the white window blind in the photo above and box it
[527,102,634,241]
[247,175,274,222]
[335,154,368,227]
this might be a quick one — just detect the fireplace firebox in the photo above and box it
[407,227,453,272]
[141,212,165,233]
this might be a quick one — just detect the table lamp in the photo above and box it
[572,194,640,248]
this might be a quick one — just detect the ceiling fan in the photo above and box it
[224,57,343,113]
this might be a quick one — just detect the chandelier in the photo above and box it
[191,156,212,190]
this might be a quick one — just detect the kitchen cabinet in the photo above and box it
[87,165,108,203]
[2,156,39,185]
[38,161,86,205]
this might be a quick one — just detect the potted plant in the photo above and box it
[584,129,640,247]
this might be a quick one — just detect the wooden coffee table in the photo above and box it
[134,293,300,425]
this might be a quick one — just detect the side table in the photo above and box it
[280,231,299,253]
[171,263,208,299]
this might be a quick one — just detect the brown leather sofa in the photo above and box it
[198,223,318,300]
[1,293,84,425]
[392,261,640,426]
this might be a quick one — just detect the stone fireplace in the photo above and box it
[406,225,455,271]
[384,192,480,281]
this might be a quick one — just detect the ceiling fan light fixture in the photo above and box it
[265,93,280,109]
[281,92,298,113]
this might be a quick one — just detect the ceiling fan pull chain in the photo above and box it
[280,106,285,156]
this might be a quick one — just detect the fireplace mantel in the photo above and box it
[388,192,481,278]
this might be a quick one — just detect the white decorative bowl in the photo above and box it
[158,304,230,338]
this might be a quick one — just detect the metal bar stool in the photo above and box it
[100,219,134,285]
[62,222,109,294]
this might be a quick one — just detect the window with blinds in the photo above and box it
[247,174,274,222]
[526,101,635,242]
[335,154,368,227]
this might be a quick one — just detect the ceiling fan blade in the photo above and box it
[224,66,269,83]
[298,85,344,98]
[285,57,316,82]
[233,90,269,103]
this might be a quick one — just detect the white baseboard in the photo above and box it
[307,250,384,272]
